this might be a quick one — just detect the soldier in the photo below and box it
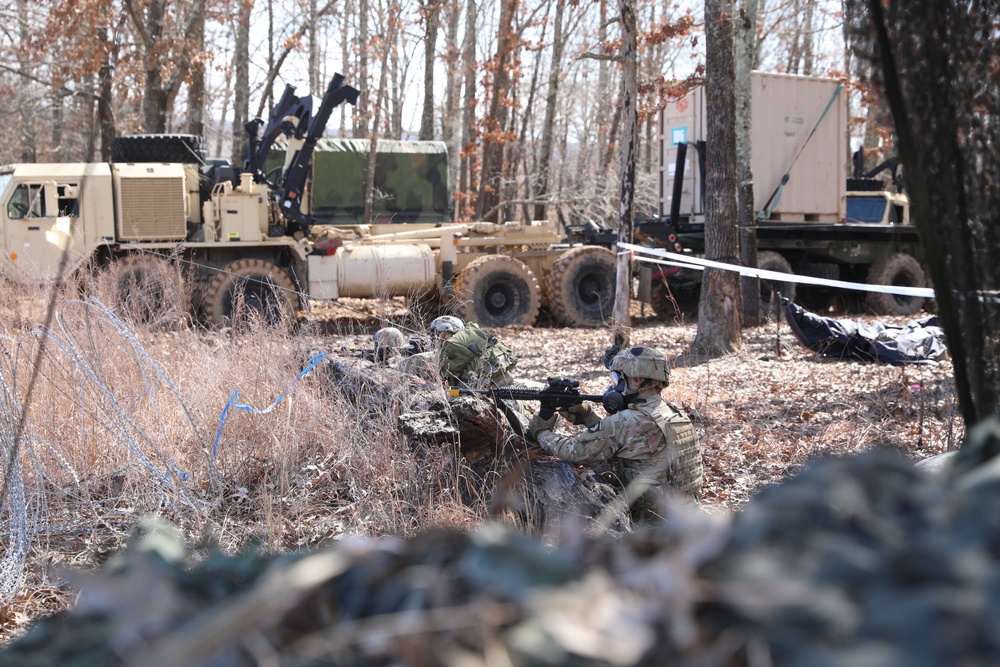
[527,345,702,521]
[396,315,517,387]
[372,326,408,363]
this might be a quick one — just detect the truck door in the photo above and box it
[4,180,79,281]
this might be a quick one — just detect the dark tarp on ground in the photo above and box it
[780,297,949,365]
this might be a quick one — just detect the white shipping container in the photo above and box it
[659,72,848,224]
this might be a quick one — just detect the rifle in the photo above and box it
[449,377,607,419]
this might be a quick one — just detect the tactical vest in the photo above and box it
[439,322,517,383]
[615,400,702,500]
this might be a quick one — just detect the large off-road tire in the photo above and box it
[865,252,926,316]
[202,259,298,330]
[650,280,700,322]
[111,134,206,164]
[453,255,541,328]
[757,251,797,315]
[98,254,190,328]
[544,246,616,327]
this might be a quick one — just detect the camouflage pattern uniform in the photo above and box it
[535,395,699,516]
[529,346,702,521]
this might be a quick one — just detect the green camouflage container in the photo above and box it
[268,138,451,225]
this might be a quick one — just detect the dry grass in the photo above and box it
[0,280,960,642]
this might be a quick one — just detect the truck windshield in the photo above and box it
[0,173,11,202]
[846,195,887,224]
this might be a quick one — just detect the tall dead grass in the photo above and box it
[0,274,486,622]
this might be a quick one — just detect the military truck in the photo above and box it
[646,71,925,317]
[0,74,617,330]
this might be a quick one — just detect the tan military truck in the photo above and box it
[652,71,926,316]
[0,75,617,330]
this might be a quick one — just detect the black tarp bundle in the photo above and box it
[781,297,949,365]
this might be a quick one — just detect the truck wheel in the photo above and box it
[98,255,189,328]
[544,246,616,327]
[758,251,796,314]
[202,259,298,330]
[454,255,540,328]
[111,134,206,164]
[865,252,926,316]
[650,280,700,321]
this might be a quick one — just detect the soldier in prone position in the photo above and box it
[527,346,702,521]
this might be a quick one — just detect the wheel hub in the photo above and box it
[486,284,513,314]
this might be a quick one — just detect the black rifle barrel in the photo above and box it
[449,387,605,402]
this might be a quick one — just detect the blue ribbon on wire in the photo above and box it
[208,352,329,479]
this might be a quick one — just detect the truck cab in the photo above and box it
[0,163,116,282]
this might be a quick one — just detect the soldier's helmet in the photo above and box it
[373,327,407,352]
[429,315,464,338]
[609,346,670,385]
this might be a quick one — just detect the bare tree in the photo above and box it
[475,0,518,222]
[418,0,444,140]
[533,0,566,222]
[693,0,742,356]
[231,0,252,166]
[123,0,207,133]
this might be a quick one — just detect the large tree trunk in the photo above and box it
[846,0,1000,456]
[737,0,760,327]
[693,0,742,357]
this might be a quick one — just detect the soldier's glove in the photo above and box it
[527,412,558,440]
[603,344,621,369]
[558,402,593,426]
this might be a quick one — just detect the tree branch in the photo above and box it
[254,0,340,119]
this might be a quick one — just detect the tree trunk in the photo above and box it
[475,0,517,222]
[364,6,398,225]
[693,0,742,357]
[847,0,1000,453]
[612,0,637,347]
[533,0,566,223]
[231,0,252,166]
[419,0,442,140]
[187,1,206,137]
[442,0,462,189]
[355,0,370,137]
[458,0,478,220]
[15,0,35,162]
[737,0,760,327]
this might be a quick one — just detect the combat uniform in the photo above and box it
[535,394,700,518]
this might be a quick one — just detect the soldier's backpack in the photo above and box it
[439,322,517,382]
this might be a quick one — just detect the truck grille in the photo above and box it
[117,177,187,241]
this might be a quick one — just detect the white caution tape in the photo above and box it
[618,242,936,299]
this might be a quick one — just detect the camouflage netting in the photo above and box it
[265,138,451,224]
[7,437,1000,666]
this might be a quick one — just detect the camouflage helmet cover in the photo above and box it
[373,326,407,350]
[429,315,464,337]
[609,346,670,384]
